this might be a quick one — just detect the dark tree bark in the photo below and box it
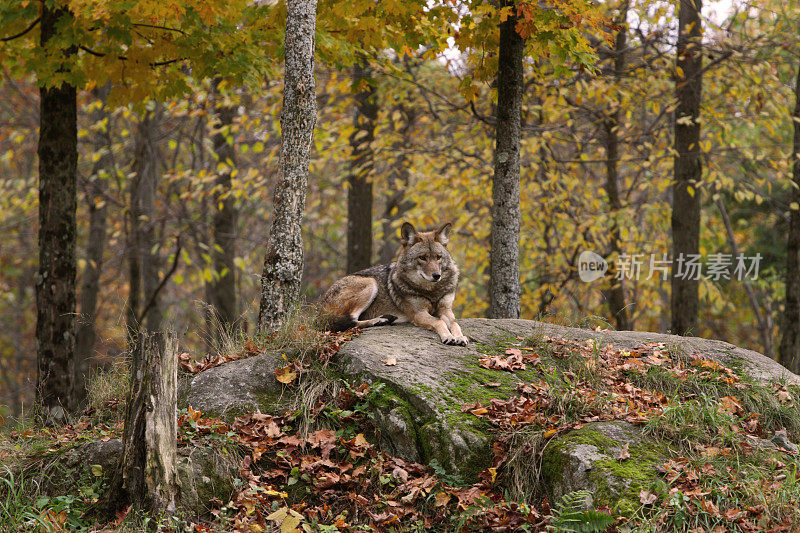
[671,0,703,336]
[126,172,142,350]
[346,58,377,273]
[379,104,417,264]
[489,0,523,319]
[100,332,179,519]
[138,112,163,335]
[209,79,239,335]
[35,5,77,422]
[602,1,632,331]
[74,89,111,407]
[779,61,800,374]
[258,0,318,332]
[127,109,163,349]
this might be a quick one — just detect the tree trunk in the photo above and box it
[779,61,800,373]
[671,0,703,336]
[126,109,163,351]
[346,57,377,273]
[35,5,77,423]
[74,89,111,407]
[489,0,523,319]
[602,1,632,331]
[126,172,141,350]
[379,104,416,264]
[138,111,163,335]
[101,331,179,519]
[257,0,318,332]
[209,79,239,337]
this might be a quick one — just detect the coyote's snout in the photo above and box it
[321,221,468,346]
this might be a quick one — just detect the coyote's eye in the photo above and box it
[435,254,442,261]
[418,256,427,262]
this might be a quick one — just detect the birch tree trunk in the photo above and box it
[779,60,800,374]
[346,57,377,274]
[35,5,77,422]
[101,331,179,518]
[257,0,318,332]
[489,0,523,319]
[671,0,703,335]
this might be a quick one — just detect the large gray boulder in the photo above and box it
[174,318,798,509]
[335,318,798,480]
[180,352,290,421]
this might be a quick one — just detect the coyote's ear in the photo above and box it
[434,222,452,246]
[400,222,419,246]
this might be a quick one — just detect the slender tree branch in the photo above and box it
[716,197,773,357]
[131,22,186,35]
[137,236,181,324]
[0,17,40,42]
[79,45,186,67]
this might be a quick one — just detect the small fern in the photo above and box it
[548,490,616,533]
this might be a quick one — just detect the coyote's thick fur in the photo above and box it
[321,221,468,346]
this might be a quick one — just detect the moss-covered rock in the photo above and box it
[337,320,549,481]
[541,421,665,517]
[29,438,240,516]
[333,317,799,486]
[172,318,799,514]
[180,353,292,422]
[176,443,241,513]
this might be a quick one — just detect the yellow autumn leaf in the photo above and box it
[275,365,298,384]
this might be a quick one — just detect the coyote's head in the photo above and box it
[396,221,457,285]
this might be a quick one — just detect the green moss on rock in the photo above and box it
[541,421,665,517]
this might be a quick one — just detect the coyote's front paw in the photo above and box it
[374,314,397,327]
[442,335,469,346]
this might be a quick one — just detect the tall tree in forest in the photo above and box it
[258,0,318,331]
[671,0,703,335]
[74,90,112,406]
[137,110,164,335]
[379,102,417,264]
[601,1,632,331]
[489,0,524,319]
[35,5,78,422]
[209,80,239,335]
[346,58,378,274]
[126,108,164,347]
[450,0,601,319]
[779,61,800,373]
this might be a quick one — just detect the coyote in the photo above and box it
[321,221,468,346]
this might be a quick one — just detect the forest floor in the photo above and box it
[2,319,800,532]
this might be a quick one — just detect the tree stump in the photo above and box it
[101,331,179,521]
